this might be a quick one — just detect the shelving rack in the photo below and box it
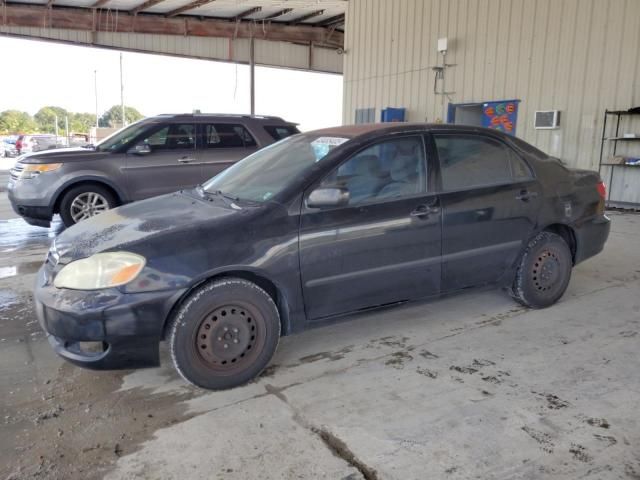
[598,109,640,208]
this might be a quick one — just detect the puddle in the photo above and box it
[0,289,19,310]
[0,218,62,254]
[0,261,42,279]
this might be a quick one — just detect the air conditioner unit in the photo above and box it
[534,110,561,129]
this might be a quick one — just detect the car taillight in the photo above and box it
[597,181,606,199]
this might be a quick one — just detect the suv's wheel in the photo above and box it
[59,184,117,227]
[169,278,280,390]
[511,231,572,308]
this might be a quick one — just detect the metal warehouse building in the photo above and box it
[343,0,640,175]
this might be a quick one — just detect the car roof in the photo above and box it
[306,122,511,140]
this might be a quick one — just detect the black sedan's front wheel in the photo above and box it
[511,231,572,308]
[169,278,280,390]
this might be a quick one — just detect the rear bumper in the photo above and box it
[34,266,185,370]
[574,215,611,264]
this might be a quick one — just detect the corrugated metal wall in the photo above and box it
[0,26,343,74]
[343,0,640,169]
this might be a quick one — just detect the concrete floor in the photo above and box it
[1,190,639,479]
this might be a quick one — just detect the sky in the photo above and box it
[0,37,343,132]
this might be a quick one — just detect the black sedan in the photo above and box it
[34,123,610,390]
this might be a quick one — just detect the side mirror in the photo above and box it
[307,187,350,208]
[128,143,151,155]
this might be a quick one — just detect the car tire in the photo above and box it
[169,278,281,390]
[59,184,117,227]
[510,231,572,309]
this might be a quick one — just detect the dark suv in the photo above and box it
[7,114,299,227]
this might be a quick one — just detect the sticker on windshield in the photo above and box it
[311,137,349,147]
[311,137,349,161]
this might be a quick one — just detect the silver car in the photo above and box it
[7,114,299,227]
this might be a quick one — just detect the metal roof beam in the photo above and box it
[0,3,344,48]
[234,6,261,21]
[317,13,344,27]
[91,0,111,8]
[289,9,324,25]
[129,0,167,15]
[165,0,217,18]
[260,8,293,20]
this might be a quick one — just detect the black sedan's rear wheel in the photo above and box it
[511,231,572,308]
[169,278,280,390]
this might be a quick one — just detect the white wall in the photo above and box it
[343,0,640,169]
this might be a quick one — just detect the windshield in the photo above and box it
[95,120,150,152]
[202,134,351,203]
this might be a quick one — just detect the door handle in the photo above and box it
[178,156,195,164]
[515,189,538,202]
[410,204,440,218]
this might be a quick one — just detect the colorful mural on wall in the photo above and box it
[481,100,520,135]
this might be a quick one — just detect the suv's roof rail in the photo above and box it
[156,113,287,122]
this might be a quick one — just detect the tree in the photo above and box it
[99,105,144,128]
[0,110,37,134]
[35,106,69,134]
[69,113,96,133]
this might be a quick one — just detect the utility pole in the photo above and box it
[120,53,126,127]
[249,36,255,116]
[54,114,59,138]
[94,69,99,128]
[65,116,69,147]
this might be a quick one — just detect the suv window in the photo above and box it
[203,124,257,148]
[434,134,529,190]
[143,124,195,151]
[319,136,427,205]
[263,125,300,141]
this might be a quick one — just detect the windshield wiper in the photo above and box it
[198,187,236,206]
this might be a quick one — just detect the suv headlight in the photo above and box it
[54,252,146,290]
[20,163,63,179]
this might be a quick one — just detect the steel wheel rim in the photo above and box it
[70,192,109,222]
[531,249,562,293]
[194,303,265,373]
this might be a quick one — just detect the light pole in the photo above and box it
[120,53,126,127]
[94,69,99,128]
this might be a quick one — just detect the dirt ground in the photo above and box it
[1,193,639,480]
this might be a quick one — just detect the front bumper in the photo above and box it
[7,184,54,226]
[574,214,611,264]
[34,266,186,369]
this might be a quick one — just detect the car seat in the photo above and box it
[346,154,386,203]
[377,144,421,198]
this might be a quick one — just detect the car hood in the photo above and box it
[21,147,111,163]
[53,191,241,263]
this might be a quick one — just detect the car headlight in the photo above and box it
[54,252,146,290]
[20,163,63,179]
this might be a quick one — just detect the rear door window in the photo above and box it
[202,124,257,148]
[434,134,528,190]
[264,125,300,141]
